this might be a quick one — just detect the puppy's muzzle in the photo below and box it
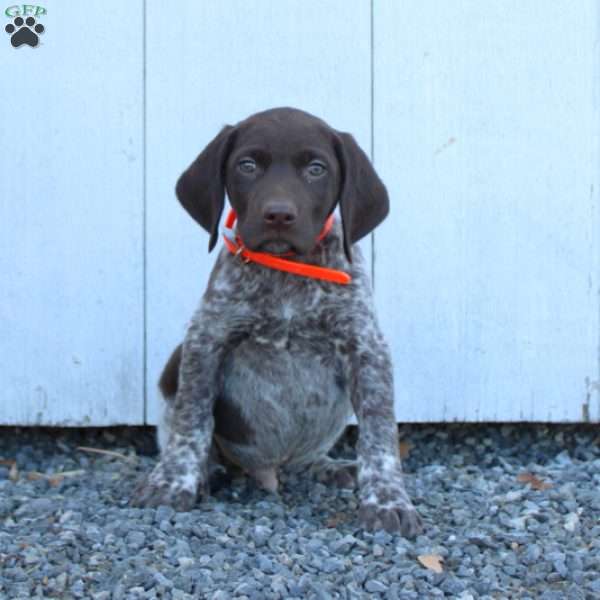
[262,200,298,228]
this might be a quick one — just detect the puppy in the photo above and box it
[132,107,422,536]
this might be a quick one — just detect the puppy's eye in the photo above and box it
[238,158,257,174]
[307,161,327,178]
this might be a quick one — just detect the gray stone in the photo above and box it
[257,555,276,574]
[126,530,146,549]
[364,580,387,593]
[251,524,271,547]
[15,498,55,516]
[522,543,542,565]
[153,572,173,588]
[441,575,466,595]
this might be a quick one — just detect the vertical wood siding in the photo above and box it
[145,0,372,424]
[0,0,144,424]
[374,0,600,421]
[0,1,598,424]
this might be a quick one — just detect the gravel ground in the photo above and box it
[0,424,599,599]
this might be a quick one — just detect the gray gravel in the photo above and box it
[1,424,599,599]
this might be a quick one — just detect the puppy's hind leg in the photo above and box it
[248,467,279,493]
[309,456,357,489]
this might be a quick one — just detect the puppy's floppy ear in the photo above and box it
[175,125,236,252]
[333,132,389,262]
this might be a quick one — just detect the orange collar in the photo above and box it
[222,210,351,285]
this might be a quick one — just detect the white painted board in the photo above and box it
[0,1,144,425]
[374,0,600,422]
[145,0,372,424]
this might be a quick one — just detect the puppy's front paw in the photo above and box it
[359,469,423,537]
[359,500,422,537]
[130,462,200,510]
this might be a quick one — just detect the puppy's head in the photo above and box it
[175,107,389,261]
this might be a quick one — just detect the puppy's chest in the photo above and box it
[220,319,351,467]
[216,287,353,466]
[229,297,348,408]
[247,295,334,351]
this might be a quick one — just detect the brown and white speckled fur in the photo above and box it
[131,108,422,536]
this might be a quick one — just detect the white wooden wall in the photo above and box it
[374,1,600,422]
[1,1,598,425]
[0,2,144,425]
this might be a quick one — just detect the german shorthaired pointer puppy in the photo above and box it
[131,107,422,536]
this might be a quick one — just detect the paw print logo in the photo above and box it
[5,16,44,48]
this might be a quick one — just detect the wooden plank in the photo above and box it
[145,1,372,423]
[374,0,600,421]
[0,0,144,425]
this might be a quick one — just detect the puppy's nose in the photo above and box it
[262,201,298,227]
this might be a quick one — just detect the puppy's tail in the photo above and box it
[156,343,182,453]
[159,343,182,398]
